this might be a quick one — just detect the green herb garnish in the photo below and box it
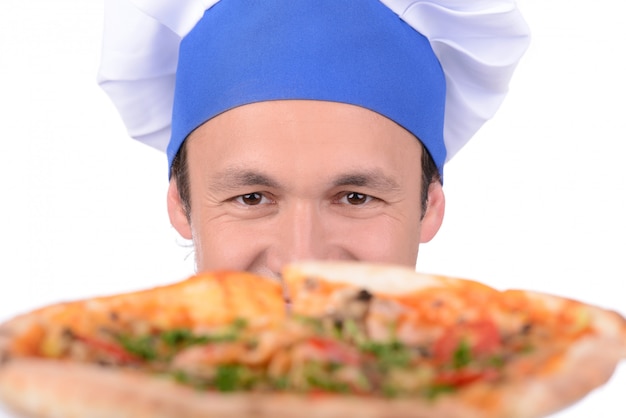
[302,362,350,393]
[214,364,257,392]
[117,334,157,361]
[488,354,505,368]
[359,340,411,369]
[423,383,456,400]
[452,339,472,369]
[161,328,210,347]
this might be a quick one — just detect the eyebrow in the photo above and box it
[209,167,401,193]
[210,168,281,191]
[331,170,401,192]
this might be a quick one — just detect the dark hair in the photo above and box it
[171,138,191,220]
[420,143,442,216]
[171,138,441,221]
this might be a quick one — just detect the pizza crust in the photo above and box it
[0,358,492,418]
[1,262,625,418]
[282,261,626,417]
[1,329,623,418]
[0,314,33,366]
[283,261,448,295]
[0,324,11,366]
[496,334,625,417]
[1,333,623,418]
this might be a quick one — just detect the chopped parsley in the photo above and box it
[106,314,537,399]
[452,339,472,369]
[359,340,412,369]
[423,383,456,400]
[161,329,210,347]
[214,364,257,392]
[117,334,157,361]
[115,318,249,362]
[488,354,505,368]
[302,362,350,393]
[215,365,243,392]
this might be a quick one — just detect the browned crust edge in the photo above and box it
[495,334,625,417]
[1,262,625,418]
[0,314,36,368]
[1,335,623,418]
[0,359,495,418]
[282,261,449,295]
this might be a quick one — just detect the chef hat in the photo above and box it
[98,0,530,177]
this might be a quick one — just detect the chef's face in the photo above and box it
[167,100,444,278]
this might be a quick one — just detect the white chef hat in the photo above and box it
[98,0,530,178]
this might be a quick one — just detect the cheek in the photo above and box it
[191,221,264,272]
[332,215,422,266]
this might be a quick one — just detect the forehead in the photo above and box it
[184,100,424,187]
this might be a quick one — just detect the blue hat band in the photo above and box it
[168,0,446,175]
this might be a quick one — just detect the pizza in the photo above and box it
[0,262,624,418]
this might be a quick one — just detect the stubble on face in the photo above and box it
[169,100,443,276]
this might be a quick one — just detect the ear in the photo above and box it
[419,181,445,243]
[167,179,193,240]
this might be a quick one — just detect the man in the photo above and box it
[98,0,530,278]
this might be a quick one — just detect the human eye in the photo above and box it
[337,192,375,206]
[233,192,273,206]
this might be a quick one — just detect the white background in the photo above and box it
[0,0,624,417]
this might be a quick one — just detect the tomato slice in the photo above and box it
[307,337,361,365]
[433,320,501,365]
[434,368,499,387]
[74,334,140,363]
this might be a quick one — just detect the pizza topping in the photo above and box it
[432,320,502,366]
[45,309,501,398]
[452,339,472,369]
[0,350,9,366]
[7,268,616,404]
[73,334,141,364]
[112,319,251,365]
[17,305,543,398]
[148,314,527,397]
[325,288,373,329]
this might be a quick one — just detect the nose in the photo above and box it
[265,201,331,274]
